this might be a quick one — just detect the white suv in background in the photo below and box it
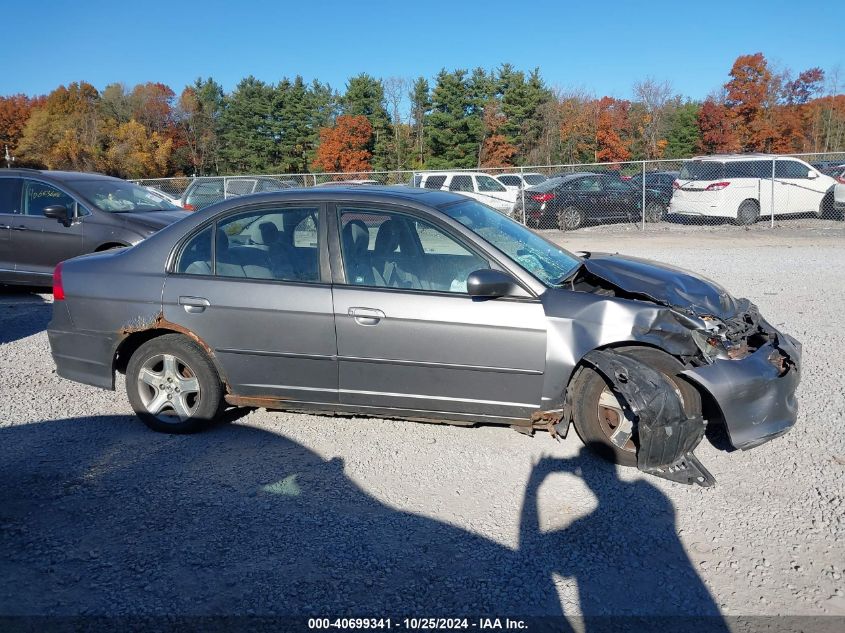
[418,172,518,215]
[669,155,837,225]
[494,172,547,193]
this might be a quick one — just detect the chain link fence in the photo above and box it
[135,151,845,232]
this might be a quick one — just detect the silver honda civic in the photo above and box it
[47,187,802,486]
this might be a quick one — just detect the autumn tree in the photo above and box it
[17,82,103,170]
[632,78,673,159]
[697,99,739,154]
[174,77,225,175]
[595,97,631,163]
[311,115,373,174]
[0,94,44,164]
[558,90,596,164]
[104,120,172,178]
[724,53,777,151]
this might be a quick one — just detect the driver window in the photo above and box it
[339,209,487,293]
[23,181,76,217]
[449,175,473,192]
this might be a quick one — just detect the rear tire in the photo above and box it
[558,206,585,231]
[734,200,759,226]
[818,191,835,219]
[644,201,664,223]
[126,334,223,434]
[569,346,702,467]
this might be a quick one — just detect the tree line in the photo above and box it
[1,53,843,179]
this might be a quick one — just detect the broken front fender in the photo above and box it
[682,334,802,451]
[582,349,715,487]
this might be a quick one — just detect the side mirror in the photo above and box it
[807,170,818,179]
[43,204,71,226]
[467,269,522,299]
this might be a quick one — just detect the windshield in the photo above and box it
[72,180,181,212]
[441,200,581,286]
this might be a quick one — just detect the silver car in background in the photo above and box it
[47,187,802,486]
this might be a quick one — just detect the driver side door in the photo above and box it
[330,204,548,423]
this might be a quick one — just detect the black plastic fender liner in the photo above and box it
[582,350,716,487]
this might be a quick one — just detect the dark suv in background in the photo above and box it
[0,169,187,286]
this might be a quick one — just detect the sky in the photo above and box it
[3,0,842,105]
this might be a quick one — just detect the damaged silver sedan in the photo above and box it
[47,187,801,486]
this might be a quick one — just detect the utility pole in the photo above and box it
[4,145,15,168]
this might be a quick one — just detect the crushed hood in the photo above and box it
[581,253,741,318]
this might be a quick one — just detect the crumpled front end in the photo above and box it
[683,328,801,450]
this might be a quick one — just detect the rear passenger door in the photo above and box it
[161,203,338,403]
[0,178,21,278]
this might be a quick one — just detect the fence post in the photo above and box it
[641,161,646,231]
[771,158,775,228]
[520,165,526,225]
[223,176,228,201]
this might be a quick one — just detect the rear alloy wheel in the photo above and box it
[569,347,702,467]
[644,201,664,223]
[126,334,223,433]
[817,191,836,220]
[558,206,585,231]
[734,200,759,226]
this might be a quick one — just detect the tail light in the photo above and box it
[705,181,730,191]
[182,203,195,211]
[836,176,845,184]
[530,192,555,203]
[620,175,632,181]
[672,180,680,189]
[53,262,65,301]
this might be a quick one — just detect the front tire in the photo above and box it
[569,347,702,467]
[126,334,224,433]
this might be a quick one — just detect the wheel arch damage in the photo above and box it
[115,312,232,393]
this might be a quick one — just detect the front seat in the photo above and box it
[341,219,372,285]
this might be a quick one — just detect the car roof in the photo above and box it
[0,168,126,183]
[422,171,495,177]
[689,154,802,162]
[195,185,468,208]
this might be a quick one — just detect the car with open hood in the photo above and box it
[0,169,188,286]
[47,187,801,486]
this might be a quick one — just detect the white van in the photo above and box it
[669,155,836,225]
[418,172,518,215]
[494,172,548,193]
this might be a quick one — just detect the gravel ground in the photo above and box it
[0,225,843,622]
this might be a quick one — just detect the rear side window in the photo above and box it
[0,178,22,214]
[725,160,771,179]
[225,179,257,196]
[678,162,725,181]
[476,175,506,192]
[775,160,810,179]
[498,175,520,186]
[449,175,473,192]
[423,175,447,190]
[176,226,213,275]
[523,174,546,185]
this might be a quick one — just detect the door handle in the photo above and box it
[179,296,210,313]
[11,225,28,231]
[348,307,385,326]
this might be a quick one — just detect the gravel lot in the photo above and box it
[1,222,843,622]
